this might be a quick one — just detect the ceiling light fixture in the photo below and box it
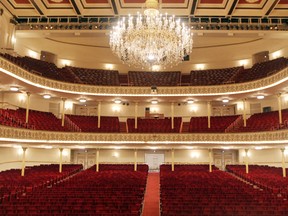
[222,99,229,103]
[245,0,259,3]
[79,98,87,103]
[151,100,158,104]
[50,0,63,3]
[10,86,19,91]
[257,95,265,100]
[114,99,122,104]
[110,0,193,69]
[187,99,194,104]
[43,94,51,99]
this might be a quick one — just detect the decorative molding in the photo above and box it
[0,125,287,145]
[1,57,288,96]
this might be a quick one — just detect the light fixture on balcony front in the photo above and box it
[110,0,193,69]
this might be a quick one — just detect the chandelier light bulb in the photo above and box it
[110,0,193,69]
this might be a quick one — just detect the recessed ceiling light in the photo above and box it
[10,86,19,91]
[222,99,229,103]
[151,100,158,104]
[114,99,122,104]
[43,94,51,99]
[79,98,87,103]
[257,95,265,100]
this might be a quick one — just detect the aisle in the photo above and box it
[142,172,160,216]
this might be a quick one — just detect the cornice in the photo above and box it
[0,125,287,146]
[1,57,288,96]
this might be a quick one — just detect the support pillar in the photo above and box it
[245,149,249,174]
[61,98,66,127]
[59,148,63,173]
[171,148,175,171]
[21,147,27,177]
[25,92,31,124]
[278,93,283,125]
[98,102,101,128]
[96,149,100,172]
[243,99,247,127]
[171,102,174,130]
[135,102,138,129]
[281,148,286,178]
[207,101,211,128]
[134,149,137,171]
[209,149,213,173]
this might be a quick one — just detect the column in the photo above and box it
[171,148,175,171]
[171,102,174,130]
[207,101,211,128]
[25,92,31,124]
[243,99,247,127]
[281,148,286,178]
[59,148,63,173]
[96,149,100,172]
[135,102,138,129]
[98,102,101,128]
[134,149,137,171]
[278,93,283,125]
[61,98,66,127]
[245,149,249,174]
[21,147,27,177]
[209,149,213,173]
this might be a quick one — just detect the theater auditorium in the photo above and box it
[0,0,288,215]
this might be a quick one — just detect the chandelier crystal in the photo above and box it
[109,0,193,69]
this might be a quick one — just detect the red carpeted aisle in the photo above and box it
[142,172,160,216]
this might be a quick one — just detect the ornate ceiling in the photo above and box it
[1,0,288,18]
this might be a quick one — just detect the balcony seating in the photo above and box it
[127,117,182,133]
[0,164,82,204]
[0,164,148,216]
[0,108,68,131]
[160,164,288,216]
[230,109,288,132]
[128,71,181,86]
[65,115,120,132]
[189,115,239,133]
[190,66,243,86]
[66,66,120,86]
[227,165,288,198]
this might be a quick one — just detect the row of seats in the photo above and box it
[0,164,82,204]
[1,108,288,133]
[226,165,288,198]
[160,164,288,216]
[1,53,288,86]
[0,164,148,216]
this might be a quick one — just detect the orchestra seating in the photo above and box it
[0,108,68,131]
[127,117,182,133]
[0,164,82,204]
[190,66,243,86]
[0,164,148,216]
[128,71,181,86]
[160,164,288,216]
[65,115,120,132]
[226,165,288,199]
[189,115,240,133]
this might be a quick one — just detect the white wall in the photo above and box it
[0,147,71,172]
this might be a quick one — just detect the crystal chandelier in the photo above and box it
[109,0,193,69]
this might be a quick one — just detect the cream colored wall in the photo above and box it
[239,148,287,167]
[0,11,15,51]
[164,149,210,164]
[0,147,71,172]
